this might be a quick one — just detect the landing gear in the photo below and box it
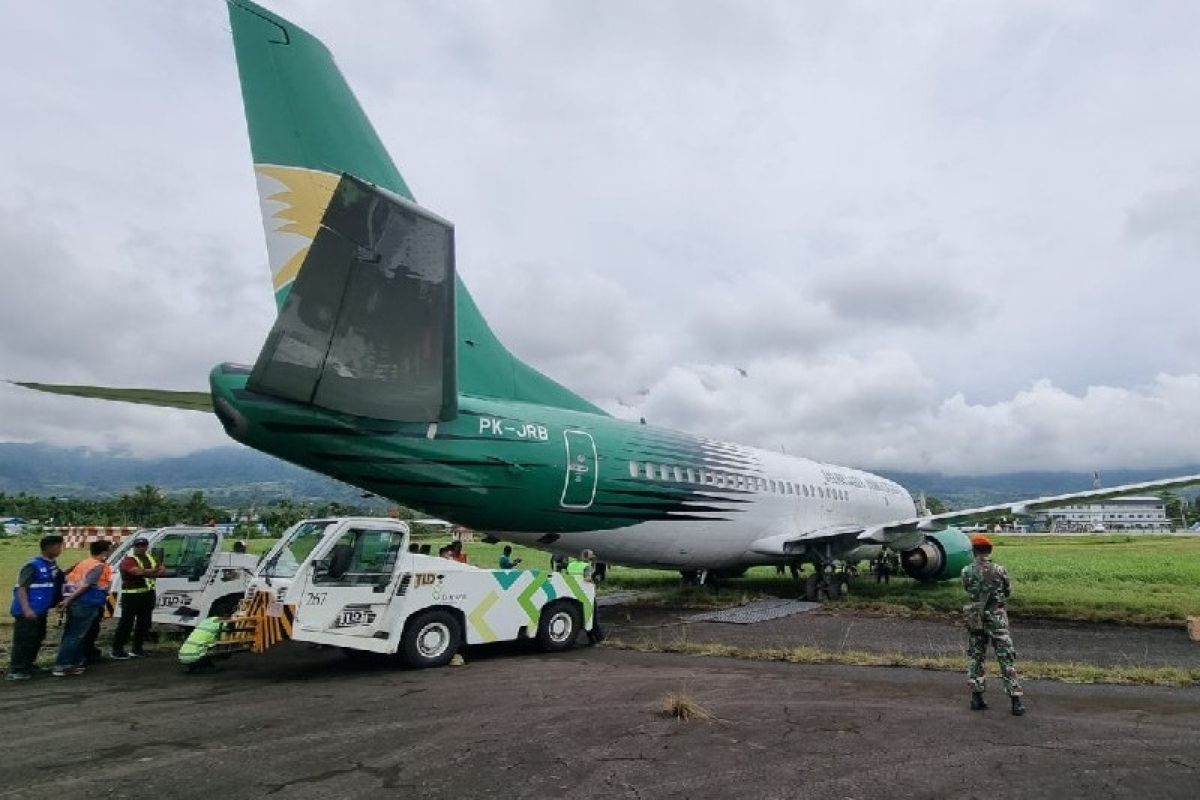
[804,562,854,601]
[680,569,719,589]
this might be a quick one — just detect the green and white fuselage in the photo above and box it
[210,362,912,571]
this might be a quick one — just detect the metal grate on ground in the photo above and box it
[681,598,822,625]
[596,590,654,608]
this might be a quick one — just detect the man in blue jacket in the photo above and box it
[8,535,65,681]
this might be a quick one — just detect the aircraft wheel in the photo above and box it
[832,576,850,599]
[804,574,821,602]
[400,609,462,668]
[536,600,582,652]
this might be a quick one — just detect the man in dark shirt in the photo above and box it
[8,535,65,681]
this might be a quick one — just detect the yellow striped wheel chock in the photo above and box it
[220,591,295,654]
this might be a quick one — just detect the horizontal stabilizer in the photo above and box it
[11,382,212,412]
[248,173,457,422]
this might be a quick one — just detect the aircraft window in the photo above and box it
[629,461,639,478]
[643,463,654,480]
[801,485,808,497]
[686,468,696,483]
[659,465,670,481]
[673,467,683,482]
[737,475,745,490]
[769,479,776,493]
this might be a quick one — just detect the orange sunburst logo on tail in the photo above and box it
[253,165,341,301]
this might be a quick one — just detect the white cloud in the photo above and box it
[2,1,1199,475]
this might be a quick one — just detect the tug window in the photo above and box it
[313,527,406,587]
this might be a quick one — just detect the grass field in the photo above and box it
[3,533,1198,626]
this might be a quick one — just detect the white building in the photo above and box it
[1036,496,1172,531]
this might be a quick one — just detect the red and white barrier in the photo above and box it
[50,526,139,548]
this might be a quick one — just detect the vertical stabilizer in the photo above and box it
[227,1,605,416]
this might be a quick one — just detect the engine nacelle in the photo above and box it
[900,527,973,583]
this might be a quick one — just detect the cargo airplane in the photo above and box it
[17,2,1200,597]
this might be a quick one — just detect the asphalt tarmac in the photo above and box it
[2,640,1198,799]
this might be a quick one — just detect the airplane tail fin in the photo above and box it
[228,1,603,417]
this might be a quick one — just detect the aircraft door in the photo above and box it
[291,526,408,639]
[561,430,598,509]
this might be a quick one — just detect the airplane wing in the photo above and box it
[10,382,212,412]
[751,473,1200,556]
[856,473,1200,550]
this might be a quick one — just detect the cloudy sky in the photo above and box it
[2,1,1199,474]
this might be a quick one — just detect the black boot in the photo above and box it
[1010,696,1026,716]
[970,692,988,711]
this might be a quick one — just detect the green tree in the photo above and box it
[924,495,949,514]
[181,490,218,525]
[1158,491,1189,529]
[122,484,170,527]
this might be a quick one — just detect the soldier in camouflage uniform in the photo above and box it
[961,534,1025,716]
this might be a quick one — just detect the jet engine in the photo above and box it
[900,527,973,582]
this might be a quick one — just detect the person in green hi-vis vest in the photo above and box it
[178,617,225,673]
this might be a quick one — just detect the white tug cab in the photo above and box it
[221,518,596,668]
[106,526,259,626]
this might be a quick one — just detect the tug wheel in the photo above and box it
[400,609,462,668]
[536,600,581,652]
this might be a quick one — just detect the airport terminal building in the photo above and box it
[1035,496,1172,531]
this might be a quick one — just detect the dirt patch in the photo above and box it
[600,604,1200,669]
